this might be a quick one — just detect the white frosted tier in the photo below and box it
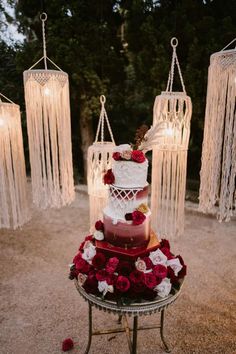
[104,185,149,221]
[112,160,148,188]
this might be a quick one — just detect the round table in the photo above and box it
[75,280,183,353]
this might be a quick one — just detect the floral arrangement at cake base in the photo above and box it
[69,223,186,303]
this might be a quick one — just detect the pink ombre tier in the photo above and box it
[103,213,150,248]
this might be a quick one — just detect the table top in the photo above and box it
[74,280,183,317]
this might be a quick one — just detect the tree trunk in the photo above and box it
[79,95,94,183]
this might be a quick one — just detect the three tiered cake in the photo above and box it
[70,144,186,301]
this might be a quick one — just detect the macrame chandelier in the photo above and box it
[151,38,192,239]
[199,39,236,222]
[23,13,74,209]
[0,93,29,229]
[87,95,115,230]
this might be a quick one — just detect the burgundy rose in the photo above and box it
[83,275,98,295]
[103,169,115,185]
[160,247,174,260]
[125,213,133,221]
[116,276,130,292]
[75,258,91,274]
[160,239,170,250]
[176,255,187,278]
[167,266,180,285]
[92,253,106,269]
[130,281,144,294]
[62,338,74,352]
[129,270,145,284]
[153,264,167,279]
[106,257,119,274]
[131,150,146,163]
[96,269,108,281]
[142,288,157,301]
[117,261,134,276]
[95,220,104,231]
[113,152,121,161]
[132,210,146,225]
[85,235,93,242]
[143,256,153,269]
[144,273,157,289]
[73,252,82,264]
[69,267,79,280]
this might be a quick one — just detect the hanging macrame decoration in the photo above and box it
[199,39,236,222]
[0,93,29,229]
[151,38,192,239]
[87,95,115,230]
[23,13,74,209]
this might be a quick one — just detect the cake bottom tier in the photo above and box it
[103,213,150,248]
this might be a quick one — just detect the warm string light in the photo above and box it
[0,118,5,127]
[43,87,51,96]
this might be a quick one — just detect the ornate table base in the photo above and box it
[84,303,171,354]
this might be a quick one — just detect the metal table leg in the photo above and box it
[132,316,138,354]
[84,303,92,354]
[160,309,171,353]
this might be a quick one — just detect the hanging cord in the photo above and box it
[95,95,115,143]
[28,13,63,71]
[40,12,48,69]
[166,37,186,94]
[0,92,15,104]
[221,38,236,51]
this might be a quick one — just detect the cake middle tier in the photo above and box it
[104,184,149,221]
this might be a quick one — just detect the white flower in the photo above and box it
[135,258,147,272]
[94,230,104,241]
[98,281,114,296]
[167,258,183,276]
[82,243,96,262]
[154,278,172,298]
[78,273,87,286]
[149,249,167,266]
[114,144,131,153]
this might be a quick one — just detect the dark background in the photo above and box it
[0,0,235,186]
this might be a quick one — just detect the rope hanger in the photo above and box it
[28,12,63,71]
[95,95,115,144]
[0,92,15,104]
[166,37,186,94]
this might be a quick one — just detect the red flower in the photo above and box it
[106,257,119,274]
[142,288,157,300]
[160,247,174,260]
[167,266,179,285]
[92,253,106,269]
[62,338,74,352]
[132,210,146,225]
[129,270,145,284]
[176,255,187,278]
[103,169,115,185]
[144,273,157,289]
[153,264,167,279]
[116,276,130,292]
[160,239,170,250]
[73,252,82,264]
[117,261,134,276]
[96,269,109,281]
[131,150,146,163]
[85,235,93,242]
[95,220,104,231]
[143,256,153,269]
[83,275,98,295]
[130,281,144,294]
[75,258,91,274]
[113,152,121,161]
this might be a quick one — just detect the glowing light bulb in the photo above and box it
[0,118,5,127]
[43,87,50,96]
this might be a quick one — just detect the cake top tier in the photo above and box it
[111,144,148,188]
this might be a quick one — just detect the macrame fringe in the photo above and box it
[24,71,74,209]
[199,50,236,221]
[0,103,30,229]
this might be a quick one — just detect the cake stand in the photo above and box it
[74,279,183,354]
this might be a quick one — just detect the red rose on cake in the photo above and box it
[132,210,146,225]
[131,150,146,163]
[112,152,121,161]
[116,275,130,292]
[103,169,115,184]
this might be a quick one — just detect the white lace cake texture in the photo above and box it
[104,184,149,221]
[112,160,148,188]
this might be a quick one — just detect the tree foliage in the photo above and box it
[1,0,236,181]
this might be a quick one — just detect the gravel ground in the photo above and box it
[0,189,236,354]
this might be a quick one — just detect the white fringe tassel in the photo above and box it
[151,92,192,240]
[24,70,75,209]
[199,49,236,221]
[0,102,30,229]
